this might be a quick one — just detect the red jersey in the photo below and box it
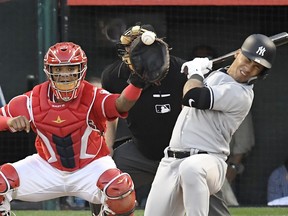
[0,80,127,171]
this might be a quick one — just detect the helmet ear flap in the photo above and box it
[247,68,269,85]
[257,68,269,80]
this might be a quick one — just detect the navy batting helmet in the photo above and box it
[241,34,276,69]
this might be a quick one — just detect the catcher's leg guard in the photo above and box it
[97,168,136,216]
[0,164,19,216]
[0,163,20,195]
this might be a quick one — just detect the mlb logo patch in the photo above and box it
[155,104,171,113]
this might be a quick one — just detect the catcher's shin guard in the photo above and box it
[0,164,19,216]
[0,164,19,195]
[97,168,136,216]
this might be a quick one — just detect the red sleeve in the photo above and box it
[0,92,32,132]
[92,88,128,121]
[6,95,31,120]
[0,116,10,131]
[0,95,31,119]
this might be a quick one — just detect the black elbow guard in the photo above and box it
[182,87,211,109]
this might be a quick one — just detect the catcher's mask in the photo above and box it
[44,42,87,102]
[241,34,276,83]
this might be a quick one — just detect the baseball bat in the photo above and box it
[212,32,288,68]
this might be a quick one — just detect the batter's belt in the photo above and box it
[167,148,207,159]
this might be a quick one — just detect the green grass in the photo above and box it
[13,211,89,216]
[12,207,288,216]
[229,207,288,216]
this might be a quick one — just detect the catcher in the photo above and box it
[0,41,166,216]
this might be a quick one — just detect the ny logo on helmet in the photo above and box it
[256,46,266,56]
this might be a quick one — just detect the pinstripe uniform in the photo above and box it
[145,69,254,216]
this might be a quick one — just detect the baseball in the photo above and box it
[141,31,156,45]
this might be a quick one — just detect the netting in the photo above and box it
[67,6,287,79]
[66,5,288,206]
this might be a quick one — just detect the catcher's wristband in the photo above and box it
[123,84,142,101]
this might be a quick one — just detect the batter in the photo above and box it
[144,34,276,216]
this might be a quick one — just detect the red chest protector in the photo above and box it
[31,81,109,171]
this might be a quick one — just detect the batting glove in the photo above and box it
[181,57,212,79]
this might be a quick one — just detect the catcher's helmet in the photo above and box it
[44,42,87,102]
[241,34,276,69]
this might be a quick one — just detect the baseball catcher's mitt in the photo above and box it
[128,36,170,85]
[117,24,170,85]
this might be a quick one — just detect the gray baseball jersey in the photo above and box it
[169,70,254,159]
[230,111,255,155]
[145,70,254,216]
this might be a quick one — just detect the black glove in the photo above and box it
[118,24,170,86]
[128,36,170,85]
[128,73,148,89]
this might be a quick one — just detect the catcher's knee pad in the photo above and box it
[0,163,20,196]
[97,168,136,216]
